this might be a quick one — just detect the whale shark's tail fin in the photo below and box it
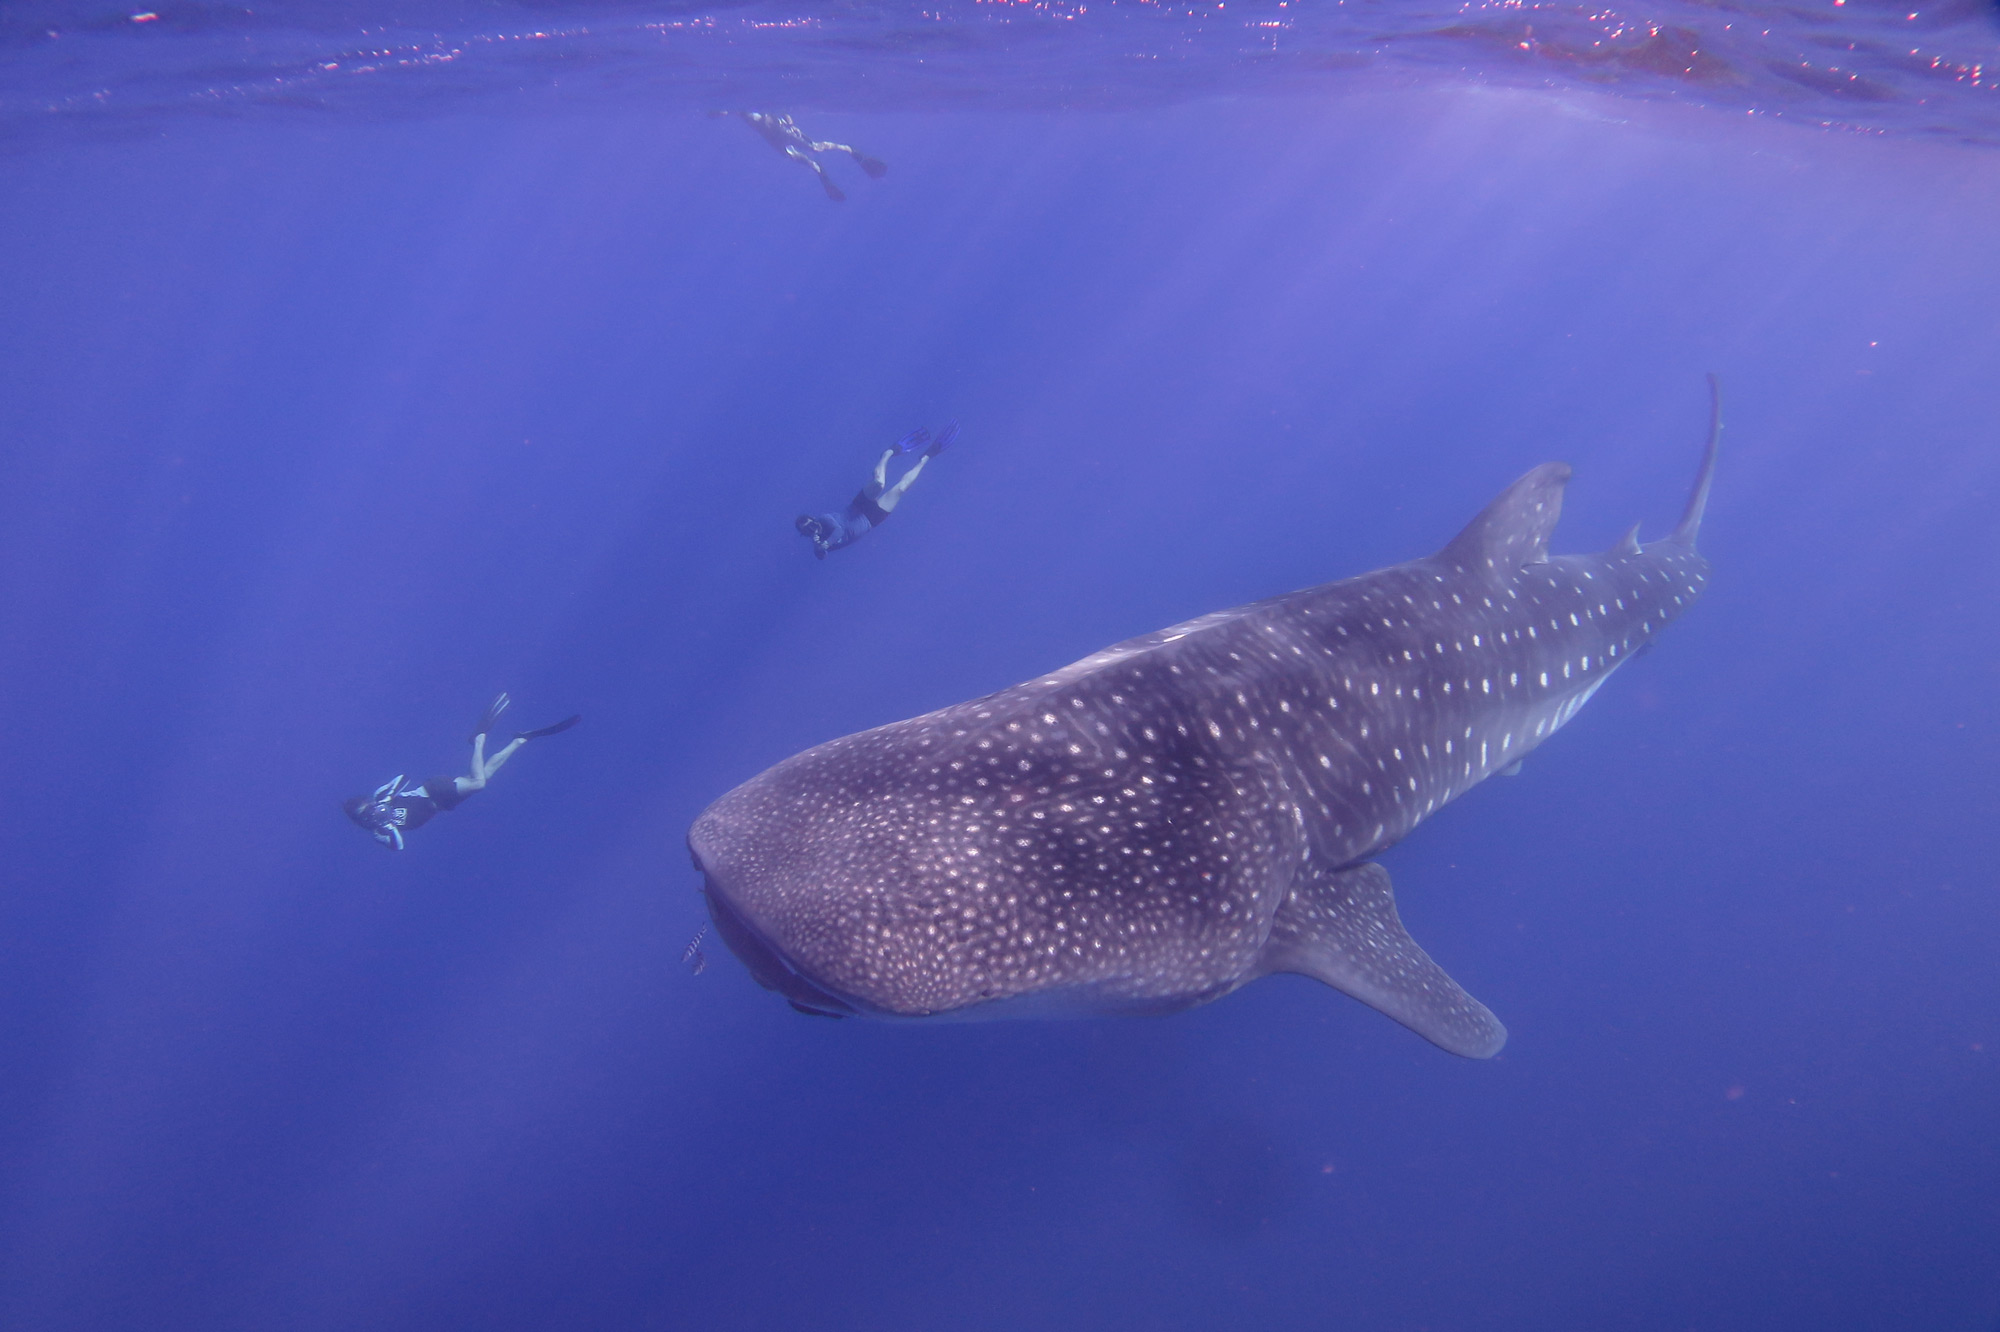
[1258,861,1507,1059]
[1671,373,1722,550]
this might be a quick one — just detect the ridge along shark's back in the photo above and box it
[690,380,1720,1056]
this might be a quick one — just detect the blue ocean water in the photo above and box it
[2,4,1998,1329]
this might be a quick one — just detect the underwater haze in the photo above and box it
[2,2,1999,1329]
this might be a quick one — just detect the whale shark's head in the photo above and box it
[687,726,1008,1020]
[689,799,864,1019]
[696,868,861,1018]
[687,699,1301,1024]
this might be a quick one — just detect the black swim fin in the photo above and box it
[515,715,580,741]
[469,692,511,742]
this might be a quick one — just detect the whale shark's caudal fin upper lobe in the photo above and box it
[1671,373,1723,550]
[1438,461,1572,578]
[1257,862,1507,1058]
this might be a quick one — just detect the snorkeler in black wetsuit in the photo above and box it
[796,422,957,560]
[343,693,578,850]
[718,111,887,202]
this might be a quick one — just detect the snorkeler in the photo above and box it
[796,422,957,560]
[719,111,886,202]
[343,693,579,851]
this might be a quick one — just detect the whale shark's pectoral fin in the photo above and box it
[1259,862,1507,1059]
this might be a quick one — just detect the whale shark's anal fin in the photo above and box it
[1439,461,1571,578]
[1259,861,1507,1059]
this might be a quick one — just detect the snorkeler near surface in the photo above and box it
[343,693,579,851]
[717,110,886,202]
[796,422,957,560]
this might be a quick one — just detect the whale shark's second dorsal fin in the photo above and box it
[1258,861,1507,1058]
[1439,462,1571,578]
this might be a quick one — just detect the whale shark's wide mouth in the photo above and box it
[698,875,858,1019]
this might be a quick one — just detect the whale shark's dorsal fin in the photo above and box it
[1670,373,1723,549]
[1439,461,1571,578]
[1613,523,1642,555]
[1258,861,1507,1058]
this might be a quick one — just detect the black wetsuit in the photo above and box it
[397,777,468,831]
[349,776,468,849]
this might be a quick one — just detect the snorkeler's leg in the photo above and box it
[452,732,492,795]
[477,735,529,782]
[459,734,525,795]
[784,145,845,201]
[809,139,887,179]
[876,454,930,513]
[873,449,895,490]
[452,713,573,793]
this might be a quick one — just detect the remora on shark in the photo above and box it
[690,380,1722,1056]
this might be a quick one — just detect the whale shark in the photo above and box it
[690,381,1721,1057]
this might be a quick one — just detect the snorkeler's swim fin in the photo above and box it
[892,427,931,455]
[924,420,960,457]
[470,693,511,742]
[853,153,888,179]
[515,715,580,742]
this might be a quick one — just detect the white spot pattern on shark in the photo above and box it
[690,381,1723,1058]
